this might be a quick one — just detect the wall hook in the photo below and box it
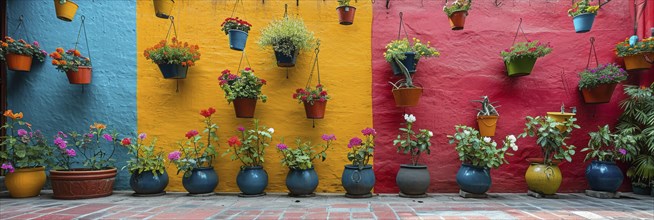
[494,0,503,7]
[386,0,390,9]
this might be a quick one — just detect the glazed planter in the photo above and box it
[632,184,650,195]
[505,57,537,77]
[392,87,423,107]
[4,167,46,198]
[456,164,491,194]
[5,53,33,72]
[228,30,248,51]
[303,100,327,119]
[336,6,357,25]
[623,53,652,71]
[54,0,79,22]
[232,98,257,118]
[390,52,418,76]
[50,168,117,200]
[274,50,298,67]
[157,63,188,79]
[236,166,268,196]
[572,13,596,33]
[130,171,169,196]
[525,160,562,195]
[448,11,468,30]
[341,165,375,198]
[546,112,576,132]
[66,66,92,84]
[153,0,174,19]
[182,167,218,194]
[585,161,623,193]
[581,83,618,104]
[285,168,319,197]
[396,164,430,197]
[477,115,498,137]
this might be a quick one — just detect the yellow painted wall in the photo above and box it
[137,0,372,193]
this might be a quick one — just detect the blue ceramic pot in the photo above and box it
[390,52,417,76]
[341,165,375,197]
[130,171,169,195]
[585,161,623,192]
[182,167,218,194]
[228,30,248,51]
[456,164,491,194]
[632,184,650,195]
[274,50,298,67]
[237,166,268,195]
[285,168,319,196]
[157,63,188,79]
[573,13,596,33]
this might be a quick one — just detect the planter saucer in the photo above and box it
[187,192,216,197]
[585,190,621,199]
[527,190,558,199]
[399,192,428,198]
[238,192,266,197]
[288,193,315,198]
[132,191,166,197]
[345,193,372,198]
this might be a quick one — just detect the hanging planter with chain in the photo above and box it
[578,37,628,104]
[218,51,268,118]
[258,4,316,68]
[500,18,553,77]
[220,0,252,51]
[336,0,357,25]
[384,13,440,76]
[568,0,600,33]
[1,16,47,72]
[143,16,201,80]
[49,15,92,85]
[293,42,330,120]
[153,0,175,19]
[443,0,472,30]
[54,0,79,22]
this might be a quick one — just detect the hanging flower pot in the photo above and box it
[392,87,422,107]
[144,37,200,79]
[50,168,117,199]
[525,159,562,195]
[153,0,174,19]
[285,168,319,197]
[54,0,79,22]
[581,83,618,104]
[219,68,267,118]
[50,48,92,84]
[236,166,269,196]
[623,54,652,71]
[2,37,47,72]
[615,37,653,71]
[157,63,188,79]
[572,13,596,33]
[233,98,257,118]
[448,11,468,30]
[5,53,33,72]
[336,5,357,25]
[477,116,498,137]
[443,0,471,30]
[385,38,439,76]
[303,101,327,119]
[258,16,316,68]
[294,84,330,119]
[505,57,537,77]
[390,52,417,76]
[228,30,248,51]
[4,167,47,198]
[221,17,252,51]
[501,39,553,77]
[274,50,298,67]
[66,66,92,84]
[182,167,218,194]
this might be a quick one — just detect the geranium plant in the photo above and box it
[384,38,439,64]
[615,37,654,57]
[258,17,316,57]
[581,125,637,162]
[393,114,433,166]
[519,115,580,165]
[220,17,252,35]
[347,127,376,169]
[276,134,334,170]
[123,133,166,176]
[578,63,628,90]
[51,123,122,170]
[143,37,200,67]
[292,84,330,105]
[49,48,91,73]
[0,37,47,62]
[443,0,472,17]
[500,40,553,63]
[0,110,52,174]
[168,107,219,177]
[224,120,275,168]
[568,0,599,17]
[218,67,268,103]
[447,125,518,168]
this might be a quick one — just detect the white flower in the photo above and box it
[428,131,433,137]
[511,143,518,151]
[404,114,416,123]
[507,135,517,143]
[463,130,470,136]
[267,128,275,134]
[483,137,492,143]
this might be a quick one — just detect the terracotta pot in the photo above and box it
[476,115,498,137]
[54,0,78,22]
[392,87,423,107]
[546,112,575,132]
[4,167,46,198]
[50,168,117,200]
[6,53,33,72]
[303,100,327,119]
[233,98,257,118]
[153,0,174,19]
[581,83,618,104]
[448,11,468,30]
[623,53,652,71]
[66,66,92,84]
[336,6,356,25]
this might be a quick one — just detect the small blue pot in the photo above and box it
[228,30,248,51]
[237,166,268,195]
[341,165,375,197]
[585,161,623,192]
[182,167,218,194]
[274,50,298,67]
[130,171,169,195]
[456,164,491,194]
[573,13,596,33]
[390,52,417,76]
[157,63,188,79]
[285,168,319,196]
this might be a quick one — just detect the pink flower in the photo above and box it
[32,41,39,47]
[103,134,113,141]
[237,126,245,132]
[54,137,67,149]
[57,131,68,138]
[361,127,376,136]
[168,151,181,161]
[321,134,336,141]
[66,149,76,157]
[138,133,147,140]
[277,143,288,150]
[348,137,363,148]
[17,129,27,136]
[619,149,627,155]
[87,133,94,138]
[185,130,199,139]
[1,163,14,173]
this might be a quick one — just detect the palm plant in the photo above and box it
[617,84,654,188]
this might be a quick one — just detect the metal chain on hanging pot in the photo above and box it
[586,37,599,69]
[230,0,247,21]
[13,15,32,43]
[236,50,252,74]
[72,15,92,93]
[164,16,178,45]
[305,41,322,128]
[511,18,529,46]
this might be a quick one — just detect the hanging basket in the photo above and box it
[448,11,468,30]
[476,115,498,137]
[228,30,248,51]
[157,63,188,79]
[390,52,417,76]
[153,0,174,19]
[336,6,357,25]
[6,53,33,72]
[54,0,79,22]
[572,13,596,33]
[66,66,92,84]
[274,50,298,67]
[233,98,257,118]
[581,83,618,104]
[392,87,423,107]
[303,100,327,119]
[623,53,652,71]
[505,57,537,77]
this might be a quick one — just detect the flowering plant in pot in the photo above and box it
[615,37,653,71]
[258,17,315,67]
[0,37,47,72]
[0,110,52,198]
[220,17,252,51]
[578,63,628,104]
[500,40,553,77]
[123,133,169,196]
[389,65,423,107]
[336,0,357,25]
[143,37,200,79]
[443,0,471,30]
[168,107,219,195]
[49,48,92,84]
[342,127,376,198]
[293,84,330,119]
[568,0,599,33]
[581,125,637,193]
[276,134,334,197]
[473,96,499,137]
[393,114,434,197]
[54,0,79,22]
[384,37,439,76]
[218,67,267,118]
[224,120,275,196]
[448,125,518,195]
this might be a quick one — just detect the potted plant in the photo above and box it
[336,0,356,25]
[568,0,600,33]
[389,60,423,107]
[448,125,518,195]
[393,114,433,197]
[292,84,330,119]
[276,134,334,197]
[473,96,499,137]
[581,125,637,193]
[49,48,92,84]
[225,120,275,196]
[220,17,252,51]
[258,17,315,67]
[168,107,219,195]
[218,67,268,118]
[153,0,174,19]
[518,114,579,195]
[384,37,440,76]
[0,37,47,72]
[123,133,169,196]
[342,127,376,198]
[144,37,200,79]
[54,0,79,22]
[500,40,553,77]
[0,110,52,198]
[443,0,471,30]
[615,37,653,71]
[578,63,628,104]
[49,123,122,199]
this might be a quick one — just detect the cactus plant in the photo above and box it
[473,96,499,117]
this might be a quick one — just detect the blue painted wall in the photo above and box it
[7,0,136,189]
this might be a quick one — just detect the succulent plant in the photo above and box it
[473,96,499,117]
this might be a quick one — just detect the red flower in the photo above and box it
[200,107,215,118]
[121,138,131,146]
[185,130,199,139]
[260,79,267,85]
[528,48,537,52]
[320,91,327,96]
[228,136,242,147]
[292,93,298,99]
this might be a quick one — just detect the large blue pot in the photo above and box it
[157,63,188,79]
[130,171,169,195]
[237,166,268,195]
[182,167,218,194]
[274,50,298,67]
[456,164,491,194]
[228,30,248,51]
[341,165,375,197]
[285,168,319,196]
[390,52,417,76]
[585,161,623,192]
[573,13,596,33]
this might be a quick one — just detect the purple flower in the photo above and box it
[237,126,245,132]
[87,133,94,138]
[1,163,14,173]
[348,137,363,148]
[277,143,288,150]
[54,137,67,149]
[361,127,376,136]
[138,133,147,140]
[321,134,336,141]
[32,41,39,47]
[17,129,27,136]
[619,148,627,155]
[168,151,181,161]
[102,134,113,142]
[66,149,76,157]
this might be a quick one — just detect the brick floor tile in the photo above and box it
[54,204,113,215]
[32,214,77,220]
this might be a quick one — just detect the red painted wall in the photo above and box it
[372,1,650,193]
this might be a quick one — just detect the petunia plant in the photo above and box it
[0,37,47,62]
[276,134,334,170]
[218,67,268,104]
[0,110,52,174]
[143,37,200,67]
[447,125,518,169]
[578,63,628,90]
[347,127,376,169]
[168,107,219,178]
[500,40,553,63]
[123,133,167,176]
[581,125,637,163]
[393,114,433,166]
[49,48,91,73]
[224,119,274,168]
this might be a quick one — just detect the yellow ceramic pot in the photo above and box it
[5,166,47,198]
[546,112,575,132]
[153,0,174,19]
[54,0,79,22]
[525,163,562,195]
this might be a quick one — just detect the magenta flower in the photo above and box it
[321,134,336,141]
[54,137,67,149]
[185,130,199,139]
[619,149,627,155]
[168,151,181,161]
[138,133,147,140]
[33,41,39,47]
[348,137,363,148]
[1,163,14,173]
[17,129,27,136]
[87,133,94,138]
[361,127,376,136]
[237,126,245,132]
[102,134,113,141]
[66,149,76,157]
[57,131,67,138]
[277,143,288,150]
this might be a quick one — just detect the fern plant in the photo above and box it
[617,84,654,187]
